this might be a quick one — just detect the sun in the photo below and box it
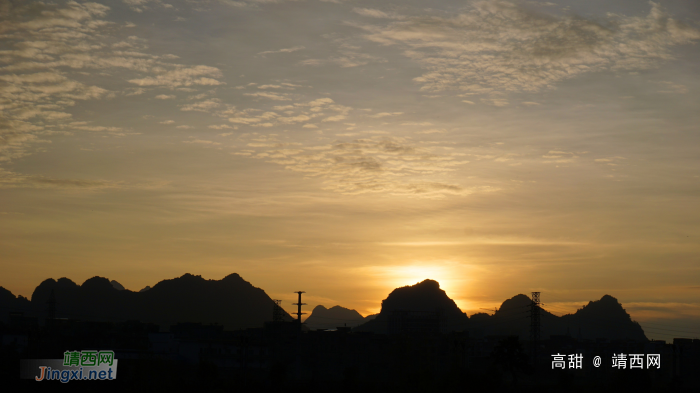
[365,263,469,311]
[392,265,451,288]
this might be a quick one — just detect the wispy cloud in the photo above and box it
[243,92,291,101]
[257,46,305,55]
[353,8,405,20]
[128,66,223,88]
[122,0,167,13]
[354,1,699,96]
[542,150,587,164]
[369,112,403,118]
[657,81,688,94]
[0,1,224,167]
[234,132,478,198]
[180,99,222,112]
[0,168,121,190]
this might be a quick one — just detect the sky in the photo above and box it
[1,0,699,341]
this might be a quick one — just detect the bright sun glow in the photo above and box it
[363,263,470,311]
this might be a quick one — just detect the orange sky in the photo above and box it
[1,0,699,342]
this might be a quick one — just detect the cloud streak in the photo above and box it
[0,168,122,189]
[257,46,305,55]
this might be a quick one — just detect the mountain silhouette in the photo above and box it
[470,294,559,339]
[469,293,647,341]
[0,286,32,320]
[354,279,469,334]
[24,273,294,330]
[352,282,647,340]
[558,294,647,340]
[110,280,126,291]
[304,305,367,330]
[1,276,647,340]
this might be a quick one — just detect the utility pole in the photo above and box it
[293,291,306,327]
[530,291,541,370]
[292,291,306,380]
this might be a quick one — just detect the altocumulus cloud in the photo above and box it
[235,131,482,198]
[353,1,700,95]
[0,1,224,186]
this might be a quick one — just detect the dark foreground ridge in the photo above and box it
[0,274,698,392]
[2,273,295,331]
[303,305,374,330]
[353,279,647,341]
[355,279,470,334]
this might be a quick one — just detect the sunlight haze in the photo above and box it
[1,0,699,342]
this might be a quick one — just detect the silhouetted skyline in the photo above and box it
[0,273,687,342]
[1,0,699,346]
[2,273,699,391]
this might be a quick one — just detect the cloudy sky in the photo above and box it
[1,0,699,340]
